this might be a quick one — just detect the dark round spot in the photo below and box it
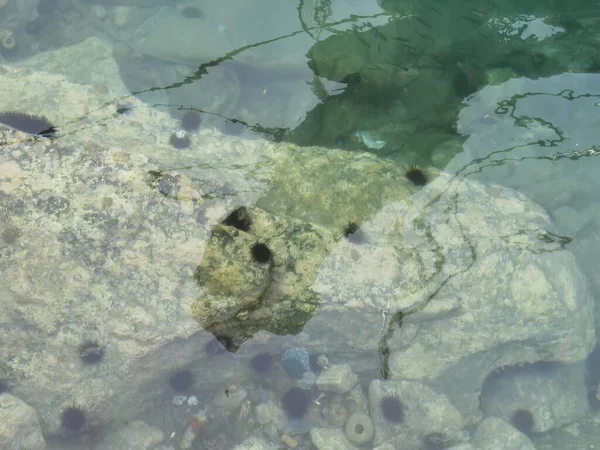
[222,207,251,232]
[1,227,19,244]
[531,52,547,68]
[343,221,365,244]
[281,387,311,419]
[342,72,362,85]
[169,132,191,150]
[250,352,273,373]
[61,406,86,432]
[181,6,202,18]
[511,409,534,435]
[251,242,272,264]
[25,20,44,35]
[344,222,359,237]
[354,423,364,434]
[168,369,194,392]
[405,167,428,186]
[0,381,8,394]
[181,111,202,132]
[78,340,105,365]
[380,395,404,423]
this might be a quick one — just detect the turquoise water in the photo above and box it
[1,0,600,449]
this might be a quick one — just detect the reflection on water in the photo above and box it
[1,0,600,449]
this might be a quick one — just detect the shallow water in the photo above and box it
[2,0,600,449]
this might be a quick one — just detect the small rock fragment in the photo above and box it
[0,394,45,450]
[316,364,358,394]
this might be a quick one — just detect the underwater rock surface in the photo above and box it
[0,36,594,442]
[0,38,416,434]
[312,173,595,419]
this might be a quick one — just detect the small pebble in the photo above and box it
[91,3,107,19]
[172,395,187,406]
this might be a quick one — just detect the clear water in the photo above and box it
[1,0,600,449]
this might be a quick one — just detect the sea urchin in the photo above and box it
[380,394,405,423]
[169,130,191,149]
[281,387,310,419]
[78,340,105,365]
[251,242,272,264]
[61,405,86,432]
[168,369,194,393]
[343,221,365,244]
[511,409,534,435]
[0,111,56,137]
[180,111,202,132]
[405,166,428,186]
[250,352,273,373]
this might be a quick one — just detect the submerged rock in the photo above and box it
[97,420,163,450]
[0,394,45,450]
[471,417,535,450]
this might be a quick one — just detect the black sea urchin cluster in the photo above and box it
[405,166,428,186]
[281,387,310,419]
[79,340,105,365]
[380,394,405,423]
[0,111,56,137]
[61,405,86,432]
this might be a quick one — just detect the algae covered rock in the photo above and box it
[192,205,338,345]
[193,225,271,326]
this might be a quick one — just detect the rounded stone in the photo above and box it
[344,412,374,445]
[315,364,358,394]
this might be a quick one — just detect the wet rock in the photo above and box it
[232,435,278,450]
[369,379,465,446]
[471,417,535,450]
[193,226,271,327]
[313,173,595,420]
[0,394,45,450]
[310,427,357,450]
[345,384,369,414]
[344,412,374,445]
[213,384,247,413]
[255,401,286,439]
[315,364,358,394]
[113,6,132,27]
[324,394,348,428]
[96,420,163,450]
[281,347,311,379]
[480,361,588,433]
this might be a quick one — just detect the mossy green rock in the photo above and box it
[191,206,337,341]
[192,225,271,326]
